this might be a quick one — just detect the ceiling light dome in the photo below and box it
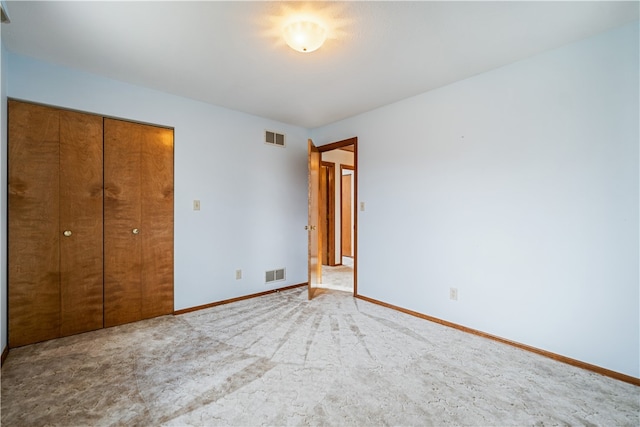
[282,20,327,53]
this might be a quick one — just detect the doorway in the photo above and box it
[307,137,357,299]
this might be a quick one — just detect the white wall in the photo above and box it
[312,22,640,378]
[0,25,7,356]
[5,53,309,313]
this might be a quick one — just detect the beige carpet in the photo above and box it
[1,287,638,426]
[319,257,354,293]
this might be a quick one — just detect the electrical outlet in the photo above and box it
[449,287,458,301]
[193,200,201,211]
[235,269,242,280]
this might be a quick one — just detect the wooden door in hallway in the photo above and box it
[320,161,336,266]
[341,169,353,258]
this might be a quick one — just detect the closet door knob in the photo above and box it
[132,228,140,235]
[63,230,72,237]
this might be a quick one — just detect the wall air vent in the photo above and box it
[265,130,286,147]
[265,268,286,283]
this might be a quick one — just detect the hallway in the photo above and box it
[319,257,354,293]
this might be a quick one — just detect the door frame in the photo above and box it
[315,137,358,296]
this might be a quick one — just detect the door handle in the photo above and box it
[63,230,72,237]
[132,228,140,235]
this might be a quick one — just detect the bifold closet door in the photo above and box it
[9,101,61,347]
[59,110,104,337]
[104,119,174,327]
[8,101,103,347]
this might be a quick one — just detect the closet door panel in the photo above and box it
[8,101,61,347]
[59,111,104,336]
[104,119,143,327]
[140,125,174,319]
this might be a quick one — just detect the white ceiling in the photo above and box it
[2,1,638,128]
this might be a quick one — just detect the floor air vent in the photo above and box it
[265,130,285,147]
[266,268,286,283]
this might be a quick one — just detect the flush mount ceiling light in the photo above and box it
[282,20,327,53]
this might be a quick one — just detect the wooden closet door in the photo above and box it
[140,124,174,319]
[59,110,104,336]
[8,101,61,347]
[104,119,143,327]
[104,119,173,327]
